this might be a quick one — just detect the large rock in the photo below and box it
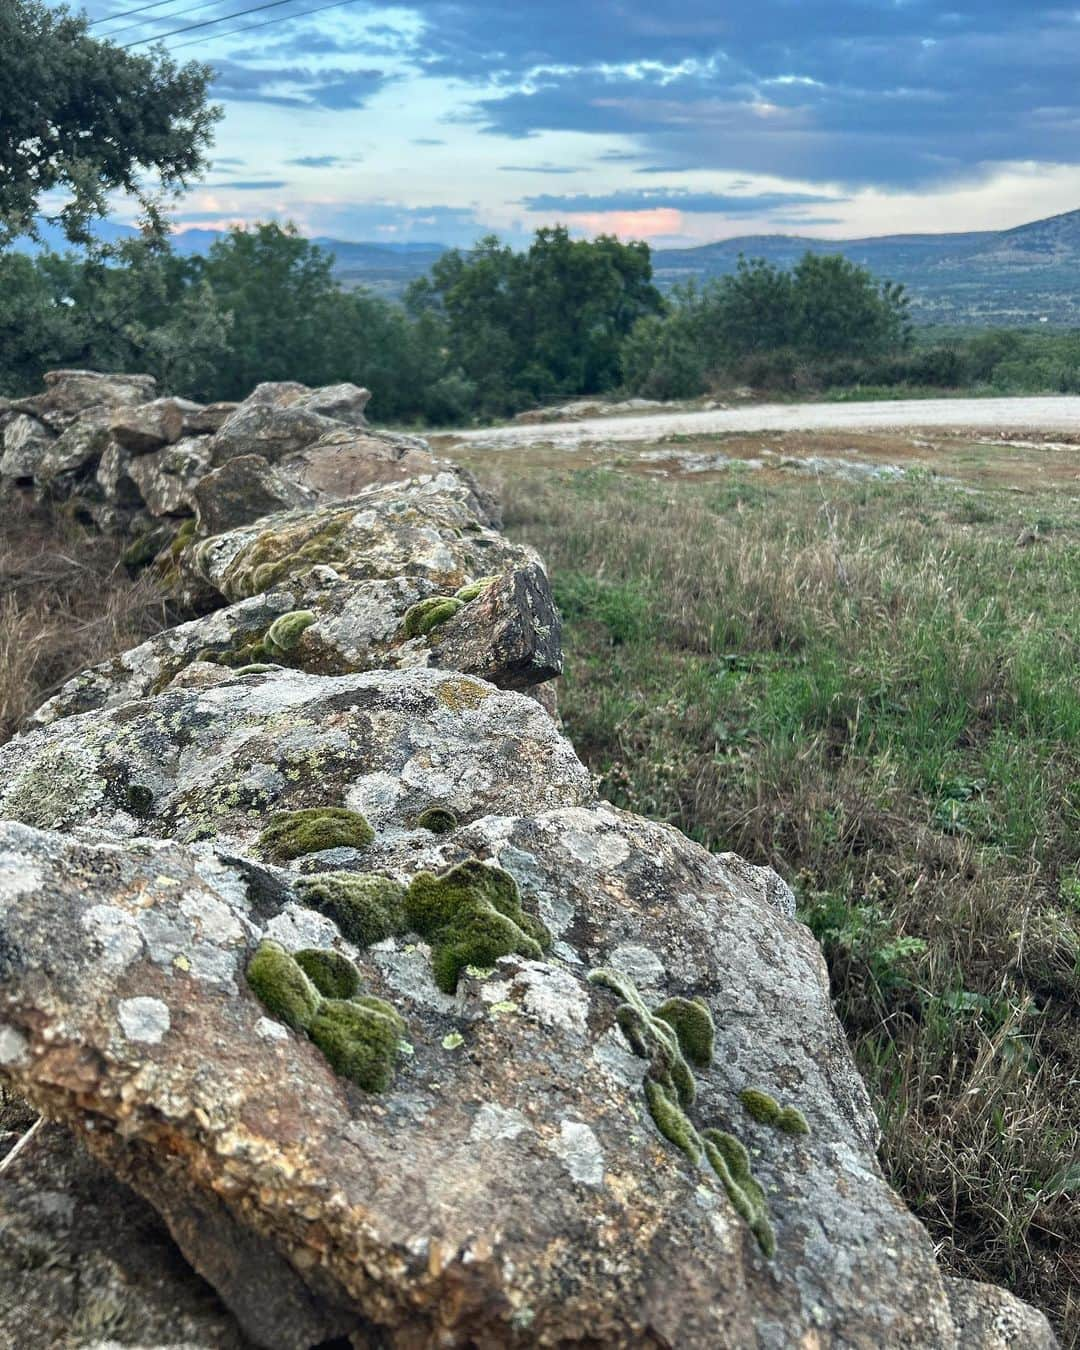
[33,561,562,724]
[13,369,157,429]
[193,453,317,535]
[34,414,114,483]
[283,427,441,497]
[207,401,342,466]
[0,413,54,480]
[128,436,213,517]
[0,790,1055,1347]
[180,475,533,604]
[110,398,186,453]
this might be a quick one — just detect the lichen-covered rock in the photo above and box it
[0,808,1055,1348]
[33,560,561,722]
[11,369,157,428]
[128,437,213,517]
[180,475,540,605]
[207,401,342,466]
[0,413,55,480]
[193,453,317,534]
[281,427,441,498]
[35,414,113,483]
[2,666,592,850]
[292,381,371,426]
[110,398,186,453]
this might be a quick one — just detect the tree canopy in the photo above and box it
[0,0,219,246]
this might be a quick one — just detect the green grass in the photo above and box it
[502,463,1080,1341]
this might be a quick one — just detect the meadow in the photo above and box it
[491,449,1080,1341]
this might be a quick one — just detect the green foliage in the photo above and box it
[0,1,219,247]
[246,940,321,1031]
[407,225,663,416]
[293,947,362,1000]
[404,860,551,992]
[296,872,406,947]
[258,807,374,862]
[402,596,464,638]
[308,995,404,1092]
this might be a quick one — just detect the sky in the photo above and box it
[76,0,1080,248]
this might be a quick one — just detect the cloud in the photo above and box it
[520,189,847,215]
[499,164,579,175]
[206,179,289,190]
[286,155,349,168]
[210,60,390,110]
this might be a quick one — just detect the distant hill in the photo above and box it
[650,209,1080,326]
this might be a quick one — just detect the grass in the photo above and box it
[0,497,172,742]
[499,461,1079,1342]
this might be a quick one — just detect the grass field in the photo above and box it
[490,451,1079,1341]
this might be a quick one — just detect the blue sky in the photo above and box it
[79,0,1080,247]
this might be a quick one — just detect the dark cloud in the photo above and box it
[210,60,389,110]
[520,189,848,214]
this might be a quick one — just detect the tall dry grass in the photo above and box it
[0,495,172,742]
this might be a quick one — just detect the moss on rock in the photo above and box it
[296,872,406,947]
[416,806,458,835]
[454,575,498,603]
[294,947,362,1000]
[402,596,464,639]
[703,1129,776,1258]
[258,807,374,862]
[739,1087,809,1135]
[264,610,316,656]
[246,940,321,1031]
[405,860,550,993]
[308,996,404,1092]
[654,996,715,1069]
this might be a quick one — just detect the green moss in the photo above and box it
[294,947,362,1000]
[229,515,350,599]
[739,1087,782,1126]
[296,872,406,947]
[234,662,277,675]
[416,806,458,834]
[644,1077,704,1166]
[775,1105,810,1135]
[402,596,465,638]
[589,968,696,1107]
[739,1088,809,1135]
[246,941,321,1031]
[258,807,374,862]
[454,575,498,602]
[168,518,197,562]
[264,610,316,656]
[121,530,164,569]
[654,996,715,1068]
[703,1129,776,1257]
[404,860,550,993]
[308,996,404,1092]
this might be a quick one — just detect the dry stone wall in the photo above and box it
[0,371,1057,1348]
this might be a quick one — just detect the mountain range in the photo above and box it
[22,208,1080,327]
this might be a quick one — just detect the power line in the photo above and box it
[102,0,225,41]
[120,0,308,48]
[165,0,366,50]
[89,0,190,26]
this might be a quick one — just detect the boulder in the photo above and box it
[110,398,186,453]
[207,401,342,466]
[94,439,143,508]
[292,381,371,426]
[128,437,213,517]
[181,475,536,604]
[0,413,55,481]
[32,562,561,724]
[0,785,1056,1346]
[193,453,317,535]
[181,400,238,435]
[13,369,157,428]
[283,427,441,497]
[34,414,113,483]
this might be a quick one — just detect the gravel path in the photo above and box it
[449,396,1080,447]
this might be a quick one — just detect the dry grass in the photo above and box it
[0,495,173,742]
[498,462,1079,1342]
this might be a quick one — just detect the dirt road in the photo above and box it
[448,396,1080,448]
